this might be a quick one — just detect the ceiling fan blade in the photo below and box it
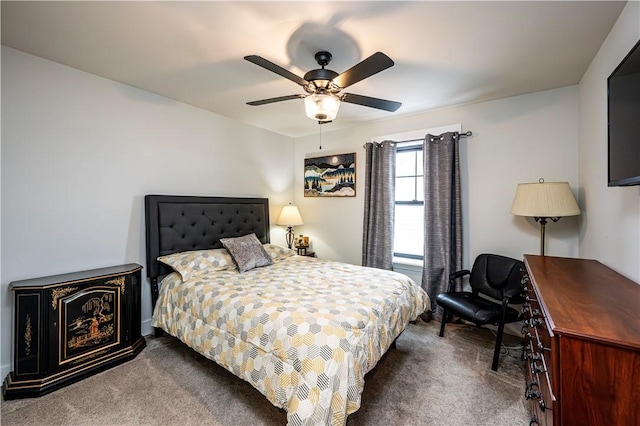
[340,93,402,112]
[247,94,306,106]
[332,52,395,89]
[244,55,307,87]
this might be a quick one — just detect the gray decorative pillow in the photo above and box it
[220,233,274,273]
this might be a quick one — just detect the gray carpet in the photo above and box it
[1,321,529,425]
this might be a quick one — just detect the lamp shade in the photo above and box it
[276,205,304,226]
[304,93,340,122]
[511,181,580,218]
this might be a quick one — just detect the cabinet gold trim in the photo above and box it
[24,314,32,356]
[51,287,78,309]
[105,276,126,294]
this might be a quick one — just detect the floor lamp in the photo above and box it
[511,179,580,256]
[276,204,304,249]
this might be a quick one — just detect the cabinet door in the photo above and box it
[13,292,42,378]
[121,271,142,343]
[57,285,122,368]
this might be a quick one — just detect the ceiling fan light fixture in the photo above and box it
[245,51,401,118]
[304,93,340,122]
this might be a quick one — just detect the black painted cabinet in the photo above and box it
[2,264,146,399]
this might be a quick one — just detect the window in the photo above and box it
[394,142,424,259]
[373,123,461,263]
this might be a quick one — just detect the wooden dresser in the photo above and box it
[522,255,640,425]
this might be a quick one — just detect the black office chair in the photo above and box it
[435,253,525,371]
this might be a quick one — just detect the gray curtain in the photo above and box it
[421,132,463,321]
[362,141,396,270]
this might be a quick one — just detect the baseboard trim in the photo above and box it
[1,362,10,384]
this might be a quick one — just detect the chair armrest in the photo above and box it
[447,269,471,292]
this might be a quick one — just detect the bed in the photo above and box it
[145,195,430,425]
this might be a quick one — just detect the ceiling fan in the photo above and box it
[244,51,402,122]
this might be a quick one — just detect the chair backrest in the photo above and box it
[469,253,525,301]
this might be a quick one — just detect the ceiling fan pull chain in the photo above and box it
[319,121,323,150]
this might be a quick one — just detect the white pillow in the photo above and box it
[158,248,236,281]
[263,243,297,260]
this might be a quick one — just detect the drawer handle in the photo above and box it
[525,381,540,400]
[526,389,541,400]
[539,399,552,412]
[523,341,537,361]
[531,362,546,374]
[529,415,538,426]
[525,351,541,361]
[524,318,543,328]
[537,342,551,352]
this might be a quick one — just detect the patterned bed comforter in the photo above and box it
[152,255,429,426]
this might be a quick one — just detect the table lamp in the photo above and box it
[511,179,580,255]
[276,204,304,249]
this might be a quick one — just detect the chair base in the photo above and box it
[438,310,449,337]
[438,308,506,371]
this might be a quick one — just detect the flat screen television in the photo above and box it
[607,38,640,186]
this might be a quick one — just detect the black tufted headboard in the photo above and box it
[144,195,270,308]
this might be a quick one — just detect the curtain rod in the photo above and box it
[366,131,473,147]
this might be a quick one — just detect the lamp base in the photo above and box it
[285,226,294,249]
[534,216,561,256]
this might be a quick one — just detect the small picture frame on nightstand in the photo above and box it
[295,235,309,248]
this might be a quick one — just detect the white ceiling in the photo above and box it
[1,1,625,138]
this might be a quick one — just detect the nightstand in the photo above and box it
[295,246,316,257]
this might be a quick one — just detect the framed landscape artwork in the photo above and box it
[304,153,356,197]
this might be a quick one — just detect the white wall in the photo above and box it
[578,1,640,282]
[293,86,580,269]
[0,47,295,378]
